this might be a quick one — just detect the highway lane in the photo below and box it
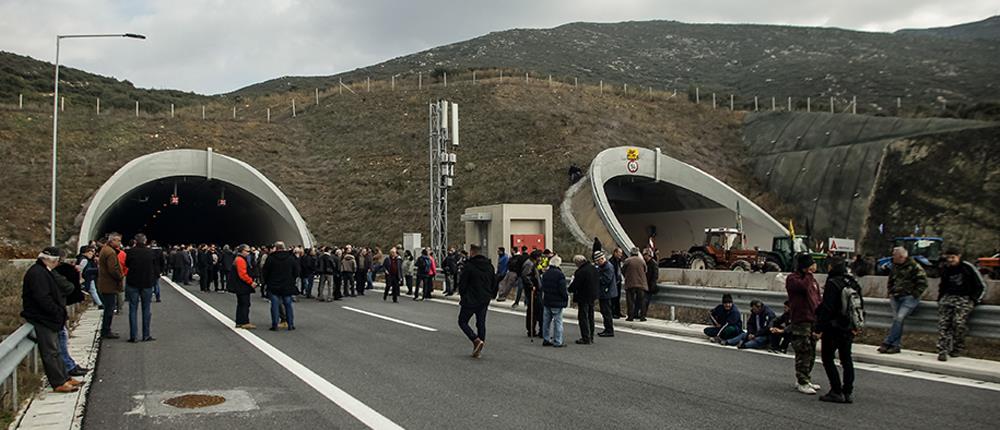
[84,278,1000,429]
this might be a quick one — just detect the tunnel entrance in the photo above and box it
[78,149,313,248]
[95,177,281,246]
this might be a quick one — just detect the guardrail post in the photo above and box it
[670,305,676,321]
[11,367,17,410]
[31,346,38,374]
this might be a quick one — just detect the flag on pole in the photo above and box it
[736,201,746,247]
[878,223,884,235]
[788,219,796,240]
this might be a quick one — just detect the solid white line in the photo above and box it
[162,277,405,430]
[341,306,438,332]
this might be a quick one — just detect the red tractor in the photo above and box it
[978,254,1000,280]
[687,228,771,272]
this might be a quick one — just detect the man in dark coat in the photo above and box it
[936,248,986,361]
[230,244,257,329]
[383,247,404,303]
[220,245,236,294]
[522,250,543,338]
[569,255,599,345]
[262,241,300,331]
[457,244,497,358]
[540,256,568,347]
[22,247,79,393]
[125,234,157,342]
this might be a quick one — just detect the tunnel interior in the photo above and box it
[93,176,285,247]
[604,175,776,252]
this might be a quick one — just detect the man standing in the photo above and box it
[643,248,658,319]
[21,247,80,393]
[569,255,599,345]
[540,256,568,347]
[622,247,647,322]
[150,241,164,302]
[522,250,543,338]
[262,242,300,331]
[97,233,125,339]
[878,247,928,354]
[383,247,403,303]
[125,234,157,343]
[317,247,335,302]
[220,244,235,294]
[936,248,986,361]
[230,244,257,329]
[815,258,864,403]
[595,251,617,337]
[457,245,497,358]
[786,253,822,395]
[443,247,458,296]
[609,248,625,319]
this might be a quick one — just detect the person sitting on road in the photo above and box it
[769,301,792,353]
[738,299,776,349]
[703,294,743,345]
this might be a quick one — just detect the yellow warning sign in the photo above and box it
[626,148,640,161]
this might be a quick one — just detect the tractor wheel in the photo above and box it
[731,260,752,272]
[763,261,783,273]
[688,251,716,270]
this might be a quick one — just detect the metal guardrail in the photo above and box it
[0,323,39,411]
[654,284,1000,339]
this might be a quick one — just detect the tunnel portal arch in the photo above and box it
[589,147,787,253]
[78,149,313,248]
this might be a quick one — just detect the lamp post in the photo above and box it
[50,33,145,246]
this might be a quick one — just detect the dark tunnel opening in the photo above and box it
[94,176,283,247]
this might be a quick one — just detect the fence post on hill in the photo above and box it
[695,87,700,104]
[170,104,174,118]
[367,77,371,92]
[315,88,319,105]
[232,106,236,119]
[830,97,835,114]
[267,108,271,123]
[730,94,734,111]
[897,97,901,111]
[574,77,578,88]
[525,72,529,83]
[96,98,100,115]
[754,96,759,111]
[418,73,422,90]
[787,97,792,111]
[712,93,716,109]
[339,78,343,95]
[499,70,503,83]
[292,98,297,117]
[624,83,628,95]
[600,80,603,94]
[443,73,447,88]
[649,87,653,100]
[135,101,139,117]
[60,97,64,112]
[771,97,776,111]
[548,75,552,87]
[392,75,396,90]
[19,94,23,109]
[202,105,206,120]
[807,97,811,112]
[852,96,857,114]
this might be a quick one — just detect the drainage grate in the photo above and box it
[163,394,227,409]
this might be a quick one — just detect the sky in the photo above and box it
[1,0,997,95]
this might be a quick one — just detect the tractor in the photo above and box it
[761,235,828,273]
[687,228,769,272]
[978,254,1000,280]
[876,237,944,278]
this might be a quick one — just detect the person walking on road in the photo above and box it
[522,250,543,338]
[540,256,568,347]
[22,247,81,393]
[936,248,986,361]
[457,245,497,358]
[786,253,823,395]
[595,251,617,337]
[383,247,403,303]
[262,242,300,331]
[97,233,125,339]
[815,258,864,404]
[878,247,928,354]
[230,244,257,329]
[569,255,599,345]
[622,247,647,321]
[124,234,157,343]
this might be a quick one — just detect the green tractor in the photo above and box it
[761,235,828,273]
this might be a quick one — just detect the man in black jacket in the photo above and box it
[21,247,80,393]
[936,248,986,361]
[569,254,600,345]
[815,258,863,404]
[262,242,300,331]
[125,234,157,343]
[457,245,497,358]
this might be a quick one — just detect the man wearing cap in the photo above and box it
[936,248,986,361]
[230,244,257,329]
[786,253,823,395]
[21,247,80,393]
[595,251,617,337]
[97,233,125,339]
[569,255,599,344]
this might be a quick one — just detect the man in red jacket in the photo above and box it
[786,253,822,395]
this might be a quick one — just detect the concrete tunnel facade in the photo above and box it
[585,147,788,253]
[78,149,313,248]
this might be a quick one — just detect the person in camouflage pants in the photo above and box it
[790,323,818,386]
[936,248,986,361]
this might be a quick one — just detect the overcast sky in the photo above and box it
[1,0,996,94]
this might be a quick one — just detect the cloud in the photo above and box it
[1,0,996,94]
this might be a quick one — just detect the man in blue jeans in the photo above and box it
[124,234,157,342]
[738,300,776,349]
[456,245,497,358]
[262,242,300,331]
[879,247,928,354]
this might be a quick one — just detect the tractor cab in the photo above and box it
[877,237,944,277]
[688,228,766,271]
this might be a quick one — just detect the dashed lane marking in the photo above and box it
[341,306,439,332]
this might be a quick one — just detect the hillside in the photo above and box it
[896,15,1000,41]
[0,51,212,114]
[234,20,1000,112]
[0,77,767,256]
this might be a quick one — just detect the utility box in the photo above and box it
[462,204,553,267]
[403,233,422,256]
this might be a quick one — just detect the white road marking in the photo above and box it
[424,296,1000,392]
[341,306,438,332]
[162,277,405,430]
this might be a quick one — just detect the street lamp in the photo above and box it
[50,33,145,246]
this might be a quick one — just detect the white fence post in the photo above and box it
[96,98,100,115]
[367,77,371,92]
[897,97,902,110]
[712,93,716,109]
[525,72,529,83]
[548,75,552,87]
[292,98,296,117]
[852,96,857,114]
[135,101,139,117]
[695,87,700,104]
[442,73,446,88]
[60,96,65,112]
[830,96,835,113]
[170,103,174,118]
[391,75,396,90]
[754,96,759,111]
[315,88,319,105]
[771,97,776,111]
[267,107,271,123]
[499,70,503,83]
[807,97,811,112]
[232,105,236,119]
[624,83,628,95]
[787,96,792,111]
[202,105,206,120]
[574,77,578,88]
[418,73,422,90]
[600,80,603,94]
[19,94,23,109]
[730,94,734,111]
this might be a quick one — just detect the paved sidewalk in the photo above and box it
[13,308,102,430]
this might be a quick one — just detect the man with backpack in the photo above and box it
[815,258,864,404]
[936,248,986,361]
[414,249,432,301]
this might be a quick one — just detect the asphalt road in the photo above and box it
[84,278,1000,429]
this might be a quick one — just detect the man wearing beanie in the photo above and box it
[21,247,81,393]
[786,253,822,395]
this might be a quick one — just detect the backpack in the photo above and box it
[508,255,524,278]
[840,277,865,330]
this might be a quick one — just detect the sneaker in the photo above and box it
[240,324,257,330]
[625,317,634,322]
[278,322,289,329]
[797,384,817,395]
[472,339,485,358]
[938,352,949,362]
[102,332,120,340]
[142,337,156,342]
[809,382,822,390]
[597,332,614,338]
[819,392,845,403]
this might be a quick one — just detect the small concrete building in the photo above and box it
[461,204,553,266]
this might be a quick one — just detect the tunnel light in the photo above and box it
[218,199,227,207]
[170,194,179,205]
[218,188,226,207]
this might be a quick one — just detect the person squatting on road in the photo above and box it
[878,247,928,354]
[262,241,299,331]
[569,254,599,345]
[21,247,82,393]
[540,256,568,347]
[230,244,257,329]
[457,244,497,358]
[786,253,823,395]
[815,258,865,404]
[936,248,986,361]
